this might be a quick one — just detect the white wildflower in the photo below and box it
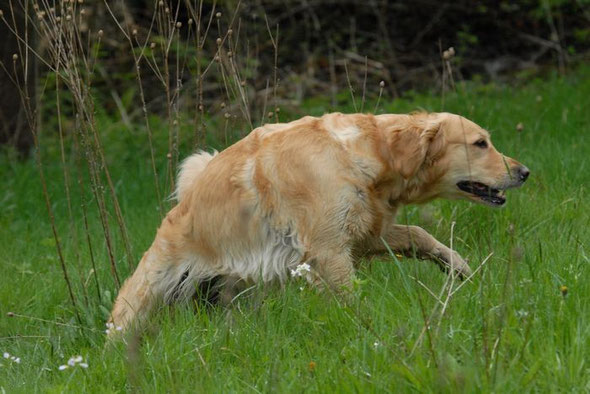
[373,341,380,348]
[290,263,311,278]
[105,322,122,335]
[2,352,20,364]
[59,355,88,371]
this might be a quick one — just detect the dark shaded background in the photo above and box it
[2,0,589,155]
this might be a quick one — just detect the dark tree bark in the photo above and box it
[0,4,35,157]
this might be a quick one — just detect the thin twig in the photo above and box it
[343,61,357,111]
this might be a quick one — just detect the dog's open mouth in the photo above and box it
[456,181,506,206]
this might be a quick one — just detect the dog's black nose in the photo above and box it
[517,166,530,182]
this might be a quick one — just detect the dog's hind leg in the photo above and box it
[108,241,215,335]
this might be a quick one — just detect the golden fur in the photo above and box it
[109,112,529,333]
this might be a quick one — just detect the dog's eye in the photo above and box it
[474,139,488,149]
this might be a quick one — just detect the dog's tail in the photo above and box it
[173,150,218,202]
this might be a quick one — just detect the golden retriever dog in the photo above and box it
[109,112,529,333]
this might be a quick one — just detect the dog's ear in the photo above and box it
[423,120,446,166]
[389,118,445,179]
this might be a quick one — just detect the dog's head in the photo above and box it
[387,112,529,206]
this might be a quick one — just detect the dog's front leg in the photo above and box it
[359,224,472,278]
[307,248,355,292]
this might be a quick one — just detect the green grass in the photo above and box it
[1,68,589,392]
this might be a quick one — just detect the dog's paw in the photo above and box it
[433,247,472,279]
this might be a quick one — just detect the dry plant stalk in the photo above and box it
[1,0,283,324]
[0,1,82,323]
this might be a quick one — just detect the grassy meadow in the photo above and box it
[1,68,589,392]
